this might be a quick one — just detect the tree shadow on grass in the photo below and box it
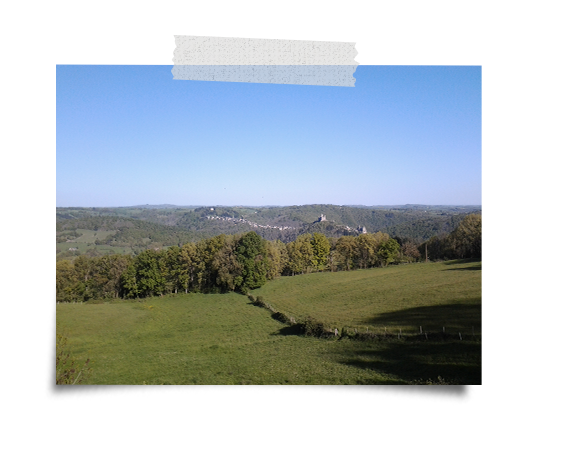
[268,299,481,385]
[362,299,481,335]
[273,325,305,336]
[441,259,481,271]
[330,339,481,385]
[330,300,482,385]
[443,265,481,271]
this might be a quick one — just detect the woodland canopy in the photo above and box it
[56,214,481,303]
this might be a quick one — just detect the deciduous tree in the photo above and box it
[311,233,330,272]
[377,238,400,267]
[236,231,269,292]
[335,236,357,271]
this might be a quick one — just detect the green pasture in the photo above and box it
[58,229,116,243]
[57,294,399,384]
[73,229,116,242]
[250,259,481,335]
[56,229,132,257]
[56,261,481,385]
[56,242,132,256]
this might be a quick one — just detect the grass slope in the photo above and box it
[57,294,410,384]
[56,261,481,385]
[251,259,481,335]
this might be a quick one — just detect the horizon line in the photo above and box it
[56,203,482,209]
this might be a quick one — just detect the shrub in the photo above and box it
[300,317,327,337]
[271,312,291,324]
[56,335,91,385]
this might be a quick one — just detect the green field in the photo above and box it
[56,260,481,384]
[250,259,481,335]
[58,228,117,243]
[56,229,133,257]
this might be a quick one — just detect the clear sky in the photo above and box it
[56,65,481,207]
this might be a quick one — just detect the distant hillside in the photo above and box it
[56,204,481,259]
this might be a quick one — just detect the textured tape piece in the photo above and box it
[172,36,358,86]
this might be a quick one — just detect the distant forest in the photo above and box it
[56,206,481,303]
[56,204,480,261]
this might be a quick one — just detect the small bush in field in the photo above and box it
[301,317,327,337]
[272,312,291,324]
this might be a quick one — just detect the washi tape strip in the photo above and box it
[172,36,358,87]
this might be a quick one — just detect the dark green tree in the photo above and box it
[236,231,268,292]
[180,242,198,293]
[91,254,131,299]
[72,256,95,301]
[163,246,185,294]
[212,236,243,292]
[120,262,139,298]
[194,235,227,291]
[132,249,166,297]
[56,260,79,302]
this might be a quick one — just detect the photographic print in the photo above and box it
[56,63,481,385]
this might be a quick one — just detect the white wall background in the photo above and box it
[1,1,566,454]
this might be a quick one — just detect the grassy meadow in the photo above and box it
[250,259,481,335]
[56,229,133,257]
[56,260,481,385]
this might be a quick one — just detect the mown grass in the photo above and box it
[56,260,481,385]
[250,259,481,335]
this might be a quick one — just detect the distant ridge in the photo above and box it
[124,204,199,209]
[57,203,481,210]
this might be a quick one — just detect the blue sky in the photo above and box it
[56,65,481,207]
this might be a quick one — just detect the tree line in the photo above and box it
[56,214,481,303]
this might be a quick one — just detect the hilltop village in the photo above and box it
[205,214,295,231]
[205,213,367,234]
